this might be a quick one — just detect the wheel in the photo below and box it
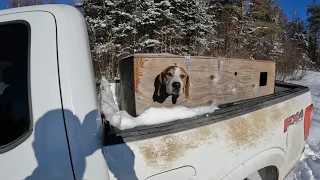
[244,166,278,180]
[245,171,263,180]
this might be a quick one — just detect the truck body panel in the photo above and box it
[104,83,311,180]
[0,9,74,179]
[50,5,109,180]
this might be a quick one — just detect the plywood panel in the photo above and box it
[120,54,275,116]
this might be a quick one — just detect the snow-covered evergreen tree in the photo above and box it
[84,0,141,79]
[286,10,311,63]
[84,0,220,79]
[248,0,284,61]
[83,0,314,80]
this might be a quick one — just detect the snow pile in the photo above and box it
[141,39,161,47]
[99,77,219,130]
[285,71,320,180]
[285,142,320,180]
[99,77,119,120]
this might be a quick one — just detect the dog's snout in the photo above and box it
[172,82,181,89]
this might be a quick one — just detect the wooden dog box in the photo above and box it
[119,54,275,116]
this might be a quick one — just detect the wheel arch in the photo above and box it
[222,148,285,180]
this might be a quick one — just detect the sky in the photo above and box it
[0,0,70,10]
[277,0,312,20]
[0,0,313,21]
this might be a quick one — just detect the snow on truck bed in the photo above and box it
[285,71,320,180]
[99,77,219,130]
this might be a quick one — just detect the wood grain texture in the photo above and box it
[120,54,275,116]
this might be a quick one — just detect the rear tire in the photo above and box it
[245,171,263,180]
[244,166,278,180]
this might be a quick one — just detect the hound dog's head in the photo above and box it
[153,65,190,104]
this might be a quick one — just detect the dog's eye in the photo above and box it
[180,75,185,78]
[167,73,172,77]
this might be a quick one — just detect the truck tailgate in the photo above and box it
[103,82,311,180]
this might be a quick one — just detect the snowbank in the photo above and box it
[99,77,219,130]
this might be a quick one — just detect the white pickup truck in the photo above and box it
[0,4,314,180]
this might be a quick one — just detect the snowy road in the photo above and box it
[285,71,320,180]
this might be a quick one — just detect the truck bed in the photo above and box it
[102,81,310,180]
[104,81,309,143]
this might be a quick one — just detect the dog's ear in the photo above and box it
[156,72,164,96]
[184,75,190,100]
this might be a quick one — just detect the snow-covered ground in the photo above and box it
[285,71,320,180]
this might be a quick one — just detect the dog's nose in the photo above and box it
[172,82,181,89]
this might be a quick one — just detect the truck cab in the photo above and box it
[0,5,109,179]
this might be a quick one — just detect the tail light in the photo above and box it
[304,104,313,141]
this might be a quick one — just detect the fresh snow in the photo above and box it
[285,71,320,180]
[155,0,171,7]
[99,77,219,130]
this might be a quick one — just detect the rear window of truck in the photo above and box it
[0,22,31,149]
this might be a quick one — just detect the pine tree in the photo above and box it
[307,0,320,66]
[247,0,284,61]
[286,10,310,60]
[83,0,118,79]
[135,0,171,53]
[213,0,252,58]
[194,0,218,56]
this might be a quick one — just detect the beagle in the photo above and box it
[153,65,190,104]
